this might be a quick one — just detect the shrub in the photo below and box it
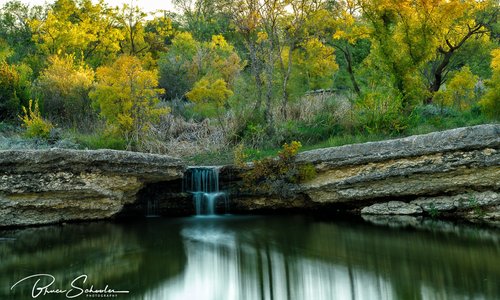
[233,143,248,168]
[238,141,316,195]
[35,54,95,127]
[0,62,20,119]
[354,90,408,135]
[19,99,54,139]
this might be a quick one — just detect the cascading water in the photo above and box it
[146,198,160,217]
[184,167,228,215]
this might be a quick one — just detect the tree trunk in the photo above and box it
[334,42,361,97]
[264,45,275,135]
[427,27,481,104]
[344,46,361,96]
[426,51,453,104]
[280,44,293,120]
[248,41,264,112]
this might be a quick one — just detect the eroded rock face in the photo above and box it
[0,149,185,227]
[228,124,500,221]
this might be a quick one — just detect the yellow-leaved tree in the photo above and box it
[358,0,496,106]
[30,0,124,67]
[89,55,169,148]
[434,66,478,111]
[480,49,500,119]
[296,38,338,90]
[186,77,233,134]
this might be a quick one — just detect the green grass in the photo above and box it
[71,132,127,150]
[187,150,235,166]
[186,106,496,166]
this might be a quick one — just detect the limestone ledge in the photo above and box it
[227,124,500,221]
[0,149,185,227]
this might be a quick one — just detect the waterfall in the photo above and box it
[146,198,160,217]
[184,167,228,215]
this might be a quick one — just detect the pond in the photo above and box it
[1,215,499,300]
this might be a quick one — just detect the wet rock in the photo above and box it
[411,191,500,212]
[361,201,423,215]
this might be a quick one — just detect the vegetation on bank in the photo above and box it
[0,0,498,165]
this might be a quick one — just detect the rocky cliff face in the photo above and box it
[0,149,184,227]
[226,124,500,221]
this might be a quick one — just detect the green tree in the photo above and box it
[358,0,498,106]
[158,32,198,99]
[115,4,149,57]
[35,54,95,127]
[144,12,175,60]
[0,0,42,64]
[173,0,234,42]
[0,61,22,119]
[158,32,244,100]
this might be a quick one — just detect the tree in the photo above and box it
[426,0,499,99]
[186,77,233,133]
[480,48,500,118]
[275,0,324,118]
[158,32,198,99]
[144,11,175,60]
[434,66,479,110]
[173,0,234,42]
[0,62,22,119]
[158,32,244,100]
[296,37,338,90]
[0,44,31,120]
[327,0,370,95]
[256,0,287,131]
[30,0,124,67]
[35,54,94,127]
[221,0,266,112]
[358,0,498,105]
[90,55,169,148]
[115,4,149,57]
[0,0,43,64]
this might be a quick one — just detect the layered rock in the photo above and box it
[1,124,499,227]
[0,149,184,227]
[227,124,500,220]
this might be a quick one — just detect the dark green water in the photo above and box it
[0,215,499,300]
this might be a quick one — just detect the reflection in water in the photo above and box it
[145,222,395,300]
[1,216,499,300]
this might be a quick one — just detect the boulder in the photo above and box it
[361,201,423,215]
[0,149,185,227]
[410,191,500,212]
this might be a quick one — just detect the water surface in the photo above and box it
[1,215,499,300]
